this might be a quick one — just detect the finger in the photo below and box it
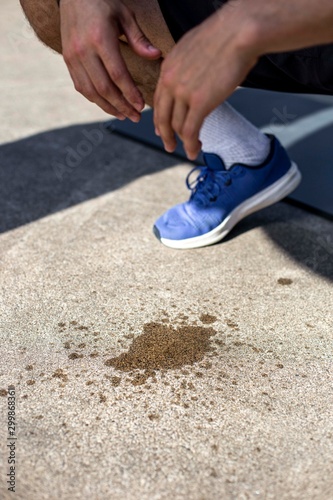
[171,99,188,138]
[123,12,161,60]
[66,60,126,119]
[153,81,162,136]
[81,53,142,121]
[154,91,177,153]
[99,37,145,113]
[182,107,204,160]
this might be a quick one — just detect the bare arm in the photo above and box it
[154,0,333,159]
[242,0,333,54]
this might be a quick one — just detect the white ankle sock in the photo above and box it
[199,102,271,169]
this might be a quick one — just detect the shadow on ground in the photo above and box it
[225,208,333,280]
[1,122,332,281]
[0,122,177,232]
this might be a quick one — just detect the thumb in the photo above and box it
[123,14,162,59]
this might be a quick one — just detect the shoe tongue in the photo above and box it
[203,152,227,171]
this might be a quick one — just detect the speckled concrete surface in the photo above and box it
[0,2,332,500]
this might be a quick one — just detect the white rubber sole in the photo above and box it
[159,162,302,250]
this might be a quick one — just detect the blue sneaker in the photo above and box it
[153,135,301,249]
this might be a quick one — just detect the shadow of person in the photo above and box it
[1,120,332,282]
[0,122,178,234]
[223,202,333,281]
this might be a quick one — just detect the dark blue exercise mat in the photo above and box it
[107,88,333,219]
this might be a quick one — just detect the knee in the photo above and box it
[20,0,62,53]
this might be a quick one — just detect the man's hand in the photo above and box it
[60,0,161,121]
[154,0,333,160]
[153,6,258,160]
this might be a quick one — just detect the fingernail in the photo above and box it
[155,128,160,136]
[132,115,141,123]
[187,152,196,160]
[134,101,144,112]
[148,44,159,53]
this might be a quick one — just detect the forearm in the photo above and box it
[20,0,61,53]
[227,0,333,56]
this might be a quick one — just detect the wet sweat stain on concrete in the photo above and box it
[9,308,300,425]
[15,312,290,417]
[104,321,217,385]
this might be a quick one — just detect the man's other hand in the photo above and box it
[154,6,258,159]
[60,0,161,121]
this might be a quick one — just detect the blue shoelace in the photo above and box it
[186,166,233,206]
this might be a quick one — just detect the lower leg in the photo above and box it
[118,0,174,106]
[118,41,161,107]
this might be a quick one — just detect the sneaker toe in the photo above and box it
[154,203,219,241]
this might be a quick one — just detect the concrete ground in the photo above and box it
[0,2,332,499]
